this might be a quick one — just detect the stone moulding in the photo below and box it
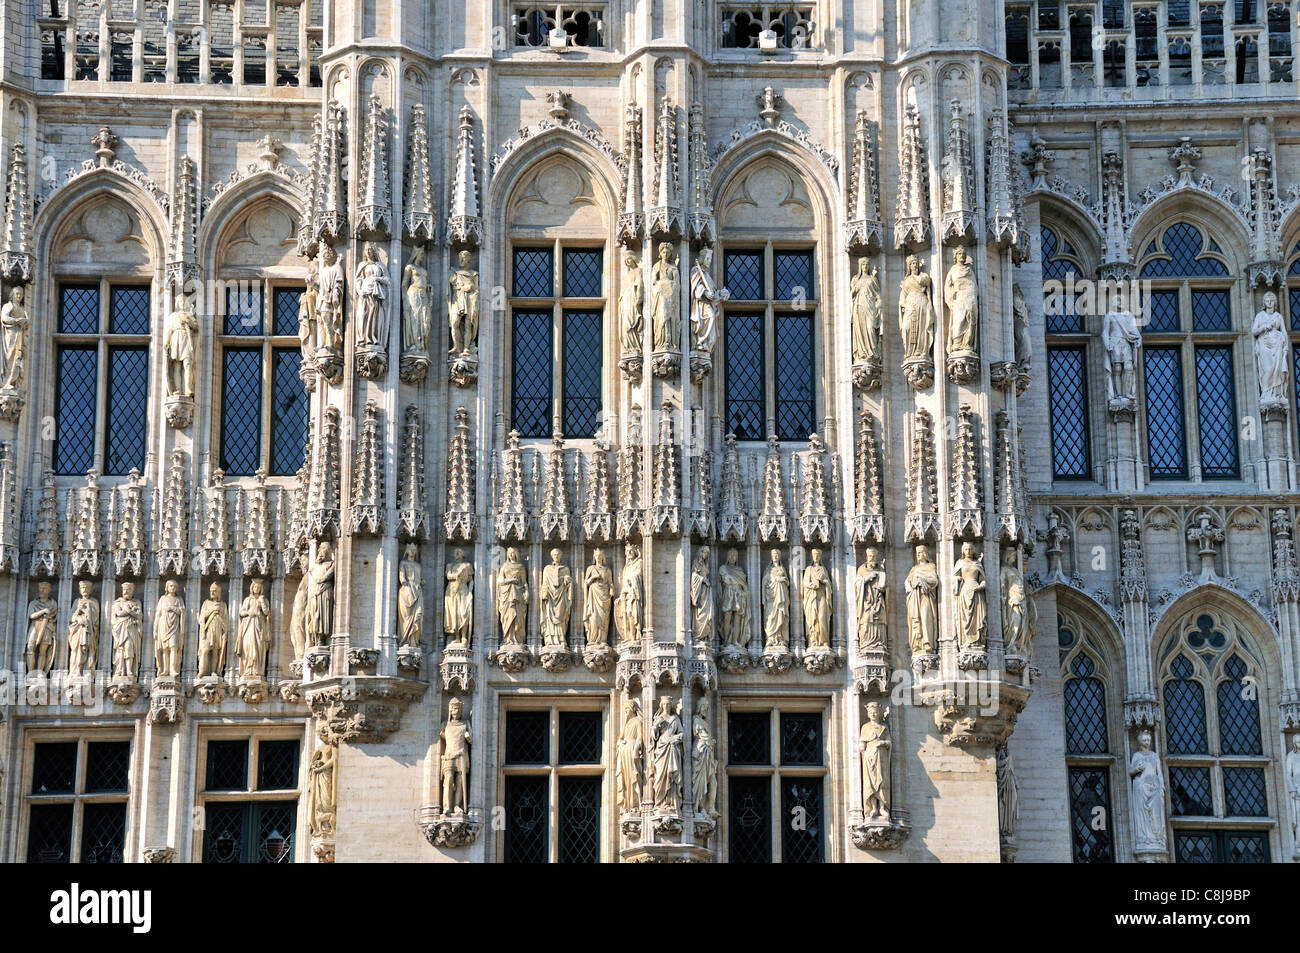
[306,676,428,745]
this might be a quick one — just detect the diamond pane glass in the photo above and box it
[775,314,815,441]
[562,248,602,298]
[562,310,602,439]
[59,285,100,334]
[224,284,265,335]
[513,248,554,298]
[81,803,127,863]
[105,346,148,475]
[1217,657,1263,755]
[255,802,295,862]
[272,288,302,336]
[109,286,151,334]
[1064,673,1108,754]
[1144,289,1181,333]
[84,741,130,792]
[1045,292,1083,334]
[724,251,764,301]
[558,776,601,863]
[31,742,78,794]
[1040,226,1079,280]
[1294,345,1300,445]
[728,776,771,862]
[1191,289,1231,331]
[54,347,97,475]
[1048,347,1091,478]
[26,804,73,863]
[506,711,550,765]
[774,251,814,301]
[1195,346,1239,477]
[728,713,771,766]
[511,310,553,438]
[1223,766,1267,817]
[1290,289,1300,332]
[1224,831,1270,862]
[257,740,299,790]
[1144,346,1187,478]
[203,803,245,863]
[206,739,250,791]
[1169,765,1213,815]
[1067,766,1115,862]
[270,349,307,476]
[725,313,764,440]
[558,711,602,764]
[780,778,824,863]
[1163,667,1208,754]
[1140,222,1229,277]
[504,776,548,863]
[1174,830,1216,862]
[221,347,263,476]
[779,713,822,766]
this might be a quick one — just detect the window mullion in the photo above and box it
[554,300,563,434]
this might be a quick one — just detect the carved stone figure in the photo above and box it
[718,548,751,649]
[1254,291,1289,409]
[402,246,433,358]
[855,547,887,652]
[693,697,719,816]
[1012,283,1032,372]
[860,701,891,820]
[583,549,613,646]
[307,745,337,838]
[1000,548,1030,656]
[1286,733,1300,844]
[496,547,529,646]
[952,542,987,650]
[306,542,336,647]
[762,549,791,648]
[164,291,197,398]
[398,543,423,649]
[288,577,307,660]
[444,548,474,647]
[197,582,227,678]
[690,546,714,644]
[618,250,644,356]
[0,284,29,394]
[616,698,645,814]
[1102,304,1141,404]
[440,698,471,814]
[851,258,882,366]
[650,695,684,813]
[1129,730,1167,853]
[299,258,318,361]
[68,580,100,676]
[316,243,345,353]
[237,578,270,680]
[650,242,680,351]
[111,581,143,681]
[153,579,186,678]
[615,543,643,644]
[802,548,832,649]
[997,744,1019,843]
[944,245,979,356]
[905,544,939,656]
[689,245,728,354]
[540,548,573,647]
[447,249,479,355]
[24,580,57,675]
[899,254,935,381]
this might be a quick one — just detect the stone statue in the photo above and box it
[616,698,645,814]
[905,544,939,656]
[802,548,832,649]
[1285,733,1300,844]
[68,580,100,676]
[762,549,791,648]
[1253,291,1289,409]
[398,543,423,649]
[540,548,573,647]
[307,745,337,838]
[354,241,390,350]
[306,542,336,647]
[718,549,751,649]
[299,258,318,362]
[615,543,643,644]
[650,241,680,352]
[850,258,882,366]
[496,547,529,646]
[583,549,613,647]
[1000,548,1030,656]
[1129,730,1167,852]
[237,578,270,680]
[440,698,471,814]
[1102,304,1141,404]
[855,547,887,653]
[689,245,728,354]
[690,546,714,644]
[111,582,143,681]
[944,245,979,356]
[288,576,307,660]
[693,697,719,816]
[996,745,1020,846]
[163,291,197,398]
[899,254,935,365]
[1012,283,1032,372]
[859,701,891,820]
[618,250,644,357]
[952,542,987,650]
[197,582,227,678]
[152,579,186,678]
[0,284,29,394]
[650,695,684,813]
[448,249,479,355]
[316,243,345,353]
[24,580,57,675]
[444,548,474,647]
[402,246,433,359]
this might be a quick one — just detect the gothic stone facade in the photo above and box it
[0,0,1298,864]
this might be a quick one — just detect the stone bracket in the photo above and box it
[305,675,427,745]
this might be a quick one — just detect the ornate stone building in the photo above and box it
[0,0,1298,864]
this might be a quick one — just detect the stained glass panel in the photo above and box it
[504,776,548,863]
[1290,289,1300,332]
[1174,830,1216,862]
[270,349,307,476]
[54,347,97,475]
[1048,347,1091,479]
[724,251,764,301]
[557,777,601,863]
[725,313,764,440]
[780,778,824,863]
[221,348,263,476]
[1224,831,1270,862]
[254,803,295,862]
[1144,346,1187,478]
[1067,766,1115,862]
[105,346,148,475]
[774,314,815,441]
[1194,346,1239,478]
[511,310,553,438]
[203,803,245,863]
[728,776,771,862]
[562,309,602,439]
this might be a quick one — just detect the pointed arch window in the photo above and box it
[1041,224,1092,480]
[1059,618,1116,863]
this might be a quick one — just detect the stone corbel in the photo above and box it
[306,675,428,745]
[418,805,481,848]
[924,681,1031,747]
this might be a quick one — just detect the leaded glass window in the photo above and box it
[1060,622,1117,864]
[1194,346,1239,478]
[1164,654,1208,754]
[199,733,300,863]
[1067,766,1115,862]
[1064,653,1108,754]
[724,313,764,439]
[1040,225,1084,334]
[25,738,131,863]
[1175,829,1270,862]
[1144,346,1187,478]
[1047,347,1091,479]
[726,708,826,863]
